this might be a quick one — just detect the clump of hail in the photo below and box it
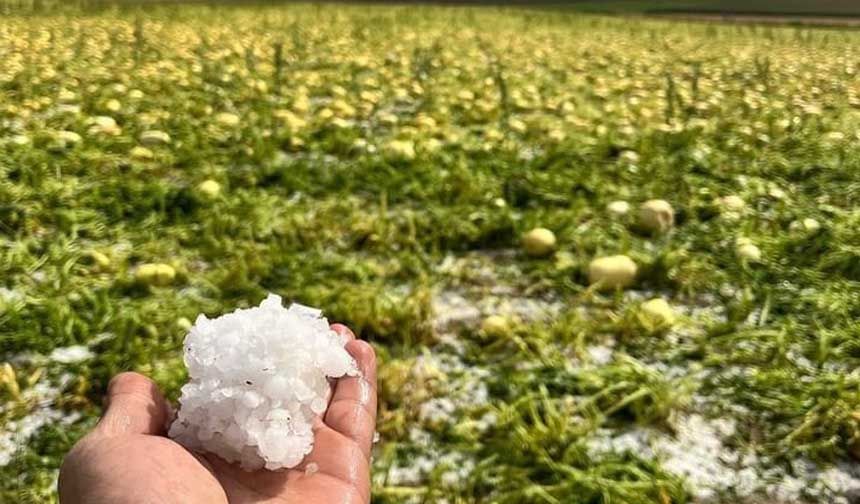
[168,294,358,471]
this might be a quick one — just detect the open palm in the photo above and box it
[59,324,377,504]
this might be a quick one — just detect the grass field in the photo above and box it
[4,3,860,503]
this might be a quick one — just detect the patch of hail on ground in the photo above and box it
[588,414,750,502]
[414,351,491,428]
[48,345,94,364]
[432,288,563,334]
[0,374,79,467]
[585,342,616,365]
[436,251,522,287]
[592,292,860,504]
[426,267,860,503]
[797,462,860,504]
[624,289,728,322]
[587,412,860,504]
[434,249,570,334]
[518,146,542,161]
[432,290,481,332]
[10,334,114,367]
[387,345,490,491]
[623,289,728,369]
[0,287,22,303]
[383,435,476,491]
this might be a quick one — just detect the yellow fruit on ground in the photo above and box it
[522,228,557,257]
[88,250,111,270]
[717,195,746,212]
[0,363,20,399]
[135,263,176,286]
[790,218,821,233]
[737,243,762,262]
[640,298,676,328]
[139,130,171,146]
[215,112,240,127]
[89,116,121,136]
[274,109,307,132]
[105,99,121,112]
[130,146,155,160]
[385,139,416,160]
[197,179,222,199]
[56,130,82,147]
[607,200,631,216]
[481,315,510,338]
[620,150,640,163]
[638,199,674,233]
[588,255,638,290]
[508,117,527,133]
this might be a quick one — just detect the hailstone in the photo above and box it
[168,294,359,471]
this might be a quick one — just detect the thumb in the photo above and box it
[96,372,172,437]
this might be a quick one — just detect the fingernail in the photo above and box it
[331,323,356,339]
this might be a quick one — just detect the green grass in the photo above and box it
[7,1,860,20]
[3,3,860,503]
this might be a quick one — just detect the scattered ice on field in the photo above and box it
[413,350,492,431]
[0,374,79,467]
[432,291,481,331]
[625,289,728,324]
[89,332,115,345]
[387,454,434,486]
[168,294,358,471]
[432,288,562,333]
[49,345,93,364]
[419,397,456,425]
[0,409,80,466]
[422,259,860,503]
[0,287,22,303]
[654,415,741,501]
[408,427,433,445]
[440,455,476,487]
[786,348,815,370]
[806,464,860,503]
[586,344,615,365]
[518,147,541,161]
[588,415,746,501]
[386,449,474,488]
[587,427,653,458]
[389,346,487,488]
[476,411,498,432]
[588,412,860,503]
[436,333,467,356]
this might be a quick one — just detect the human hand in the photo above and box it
[58,324,377,504]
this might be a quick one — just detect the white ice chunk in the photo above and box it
[49,345,93,364]
[169,294,358,470]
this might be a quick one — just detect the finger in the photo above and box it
[324,340,377,459]
[331,323,356,341]
[300,421,371,499]
[95,372,171,437]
